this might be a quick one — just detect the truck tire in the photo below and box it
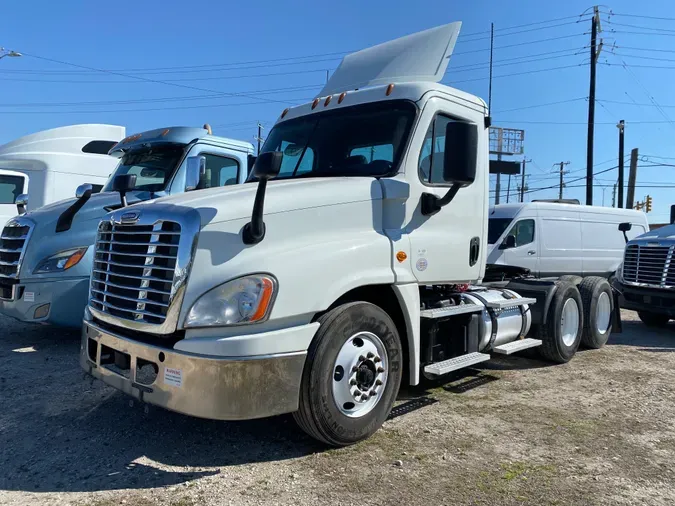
[293,302,403,446]
[558,275,583,286]
[638,311,671,328]
[578,276,613,349]
[537,281,583,364]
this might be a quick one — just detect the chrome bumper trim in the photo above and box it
[80,321,306,420]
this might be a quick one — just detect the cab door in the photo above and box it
[404,97,488,284]
[0,171,28,225]
[500,217,539,275]
[170,144,248,194]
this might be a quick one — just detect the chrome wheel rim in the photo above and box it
[561,298,580,347]
[596,292,612,334]
[332,331,388,418]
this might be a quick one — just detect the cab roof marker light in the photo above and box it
[338,92,347,104]
[312,98,320,109]
[281,108,290,119]
[386,83,395,96]
[324,95,332,107]
[161,128,170,137]
[203,123,212,134]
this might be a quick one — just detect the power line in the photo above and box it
[452,33,587,56]
[21,52,295,106]
[606,22,675,34]
[493,97,587,113]
[448,63,583,85]
[607,12,675,22]
[450,48,585,73]
[0,84,323,108]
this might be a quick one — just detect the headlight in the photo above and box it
[185,274,276,328]
[33,247,88,274]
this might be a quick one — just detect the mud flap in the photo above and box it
[612,289,623,334]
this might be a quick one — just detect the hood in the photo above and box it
[630,223,675,243]
[25,190,149,230]
[140,177,384,227]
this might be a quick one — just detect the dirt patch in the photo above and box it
[1,311,674,505]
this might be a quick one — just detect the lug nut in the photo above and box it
[377,367,385,373]
[370,390,377,397]
[352,366,358,373]
[354,389,362,396]
[350,379,357,386]
[359,355,366,362]
[367,352,374,359]
[361,394,368,401]
[374,357,381,363]
[376,379,383,386]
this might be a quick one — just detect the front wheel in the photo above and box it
[293,302,403,446]
[537,281,583,363]
[638,311,671,328]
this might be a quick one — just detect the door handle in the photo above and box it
[527,250,536,255]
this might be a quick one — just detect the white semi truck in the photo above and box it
[80,22,621,446]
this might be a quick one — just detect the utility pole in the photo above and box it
[586,6,602,206]
[612,182,617,207]
[506,175,511,203]
[617,120,625,208]
[520,158,531,203]
[554,161,571,200]
[489,23,499,205]
[626,148,638,209]
[256,122,264,155]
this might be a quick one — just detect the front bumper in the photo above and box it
[0,277,89,327]
[612,279,675,317]
[80,320,308,420]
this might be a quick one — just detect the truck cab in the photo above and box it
[0,124,125,227]
[613,208,675,327]
[0,125,254,326]
[81,23,621,447]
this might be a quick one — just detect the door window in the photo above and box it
[0,175,25,204]
[418,114,455,185]
[198,155,240,189]
[508,219,535,247]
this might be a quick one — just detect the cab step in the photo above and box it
[420,304,483,319]
[492,338,542,355]
[423,352,490,376]
[485,297,537,310]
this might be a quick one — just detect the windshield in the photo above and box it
[488,217,513,244]
[103,144,186,193]
[259,100,417,179]
[0,174,25,204]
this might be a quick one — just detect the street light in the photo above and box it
[0,48,22,60]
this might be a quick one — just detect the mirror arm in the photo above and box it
[56,192,92,233]
[622,231,629,244]
[421,184,461,216]
[242,179,268,245]
[16,203,26,216]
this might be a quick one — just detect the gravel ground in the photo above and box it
[1,310,674,506]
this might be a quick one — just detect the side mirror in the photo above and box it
[670,204,675,225]
[111,174,137,207]
[619,222,632,244]
[500,235,517,249]
[185,155,206,191]
[421,121,478,217]
[252,151,283,180]
[443,121,478,186]
[75,183,93,199]
[15,194,28,215]
[242,151,283,245]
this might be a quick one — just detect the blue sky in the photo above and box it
[1,0,675,222]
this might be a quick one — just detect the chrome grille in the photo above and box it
[0,219,32,300]
[623,244,675,288]
[90,220,181,325]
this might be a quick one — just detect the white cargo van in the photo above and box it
[487,202,649,278]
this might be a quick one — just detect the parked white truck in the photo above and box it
[80,22,622,446]
[0,124,125,227]
[0,126,254,326]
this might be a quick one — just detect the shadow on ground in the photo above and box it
[0,317,322,494]
[608,319,675,351]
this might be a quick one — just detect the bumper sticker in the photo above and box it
[24,292,35,302]
[164,367,183,388]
